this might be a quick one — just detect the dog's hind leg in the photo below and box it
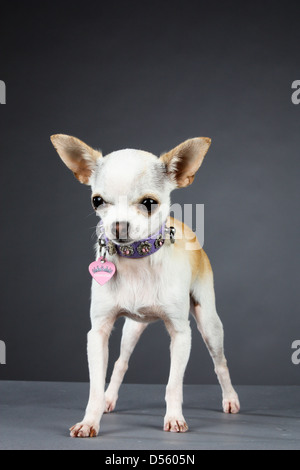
[105,318,148,412]
[191,274,240,414]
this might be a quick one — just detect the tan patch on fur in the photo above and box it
[138,305,169,321]
[168,216,212,282]
[115,306,166,324]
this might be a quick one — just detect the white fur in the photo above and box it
[52,142,240,438]
[90,149,173,242]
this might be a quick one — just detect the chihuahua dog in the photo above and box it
[51,134,240,438]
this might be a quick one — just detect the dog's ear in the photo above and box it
[160,137,211,188]
[50,134,102,185]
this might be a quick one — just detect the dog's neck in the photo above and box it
[97,220,173,259]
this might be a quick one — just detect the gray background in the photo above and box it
[0,0,299,386]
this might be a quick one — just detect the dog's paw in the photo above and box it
[164,415,188,433]
[104,392,118,413]
[70,422,99,438]
[222,394,240,414]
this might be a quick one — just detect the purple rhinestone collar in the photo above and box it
[97,220,168,259]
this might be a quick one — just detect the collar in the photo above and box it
[96,220,173,259]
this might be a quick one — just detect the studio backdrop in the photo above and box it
[0,0,299,386]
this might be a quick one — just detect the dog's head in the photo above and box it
[51,135,211,244]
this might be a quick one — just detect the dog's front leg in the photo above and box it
[164,319,192,433]
[105,318,148,413]
[70,320,114,438]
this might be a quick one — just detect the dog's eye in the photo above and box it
[92,196,105,209]
[140,198,158,214]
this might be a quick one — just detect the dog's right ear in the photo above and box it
[50,134,102,185]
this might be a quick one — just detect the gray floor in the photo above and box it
[0,381,299,450]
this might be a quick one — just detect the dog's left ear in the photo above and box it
[50,134,102,185]
[160,137,211,188]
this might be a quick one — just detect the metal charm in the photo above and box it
[165,226,176,244]
[98,238,107,262]
[107,241,117,256]
[137,241,152,256]
[154,234,165,250]
[119,244,134,257]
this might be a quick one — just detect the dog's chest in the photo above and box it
[109,253,188,321]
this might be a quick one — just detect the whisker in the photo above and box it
[85,210,97,219]
[88,223,102,240]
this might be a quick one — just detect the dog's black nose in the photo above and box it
[111,221,130,240]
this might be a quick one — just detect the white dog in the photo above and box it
[51,134,240,438]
